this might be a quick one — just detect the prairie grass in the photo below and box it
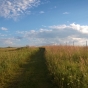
[0,47,56,88]
[0,47,38,88]
[45,45,88,88]
[1,45,88,88]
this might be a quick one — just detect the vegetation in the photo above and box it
[0,45,88,88]
[0,47,55,88]
[0,47,38,88]
[45,45,88,88]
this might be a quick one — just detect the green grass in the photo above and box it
[0,47,37,88]
[0,47,57,88]
[1,46,88,88]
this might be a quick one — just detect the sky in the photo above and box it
[0,0,88,47]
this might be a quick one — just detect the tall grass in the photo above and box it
[0,47,38,88]
[45,45,88,88]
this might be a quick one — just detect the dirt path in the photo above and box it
[6,48,57,88]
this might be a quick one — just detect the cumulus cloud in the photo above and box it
[16,23,88,46]
[0,0,40,19]
[70,23,88,33]
[1,23,88,46]
[0,27,8,31]
[50,23,88,34]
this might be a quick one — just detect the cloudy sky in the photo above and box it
[0,0,88,47]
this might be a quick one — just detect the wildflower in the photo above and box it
[62,78,64,81]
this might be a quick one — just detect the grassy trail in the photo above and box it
[6,48,56,88]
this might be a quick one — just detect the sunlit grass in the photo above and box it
[0,47,55,88]
[45,45,88,88]
[0,47,38,88]
[1,45,88,88]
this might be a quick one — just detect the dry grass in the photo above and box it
[1,45,88,88]
[45,45,88,88]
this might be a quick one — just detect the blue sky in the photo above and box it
[0,0,88,47]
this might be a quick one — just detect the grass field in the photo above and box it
[0,47,37,88]
[0,46,88,88]
[0,47,57,88]
[45,45,88,88]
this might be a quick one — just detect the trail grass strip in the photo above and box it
[6,48,57,88]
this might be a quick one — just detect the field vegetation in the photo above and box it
[0,47,38,88]
[0,45,88,88]
[0,47,55,88]
[45,45,88,88]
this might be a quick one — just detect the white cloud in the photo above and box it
[63,12,69,14]
[4,40,13,45]
[0,27,8,31]
[0,0,40,19]
[49,24,69,29]
[70,23,88,33]
[39,11,45,14]
[1,23,88,47]
[16,23,88,46]
[0,38,13,46]
[0,37,23,47]
[50,23,88,34]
